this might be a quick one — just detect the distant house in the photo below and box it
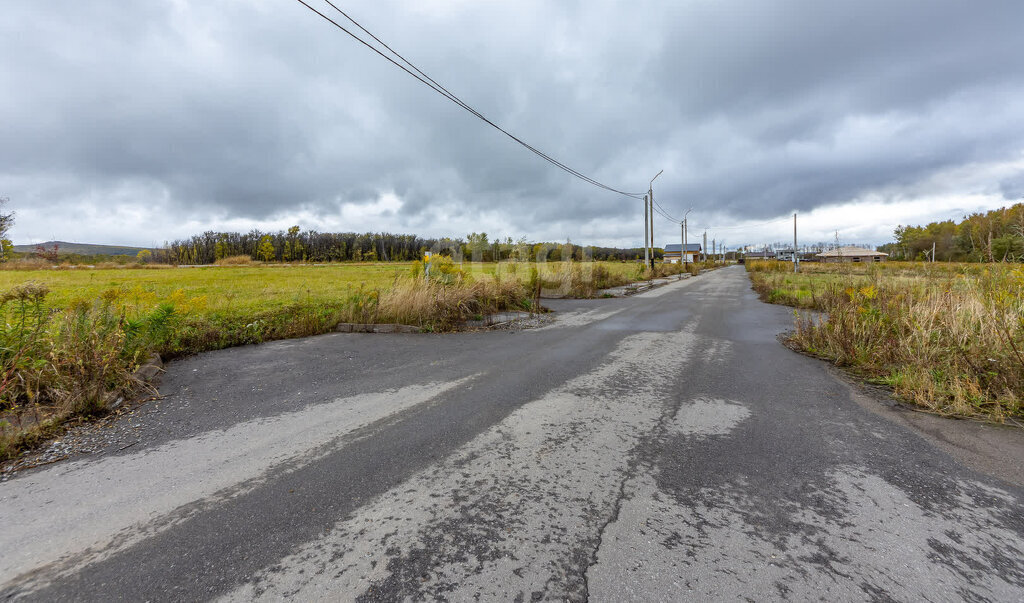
[663,243,701,263]
[816,246,889,263]
[743,250,776,262]
[775,248,797,262]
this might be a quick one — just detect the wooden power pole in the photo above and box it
[794,212,799,272]
[649,188,655,269]
[643,195,649,267]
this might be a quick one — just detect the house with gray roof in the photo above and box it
[663,243,701,263]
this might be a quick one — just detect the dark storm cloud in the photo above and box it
[1,0,1023,245]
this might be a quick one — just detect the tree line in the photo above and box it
[166,227,659,265]
[878,203,1024,261]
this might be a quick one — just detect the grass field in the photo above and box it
[0,259,675,320]
[0,263,414,317]
[0,258,703,459]
[747,260,1024,423]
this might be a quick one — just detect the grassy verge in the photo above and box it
[747,260,1024,423]
[0,263,533,460]
[0,255,716,458]
[0,258,723,460]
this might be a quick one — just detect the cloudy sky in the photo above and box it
[3,0,1023,249]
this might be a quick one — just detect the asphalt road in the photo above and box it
[3,266,1023,601]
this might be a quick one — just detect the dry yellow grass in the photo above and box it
[749,261,1024,422]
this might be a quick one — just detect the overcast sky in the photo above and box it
[3,0,1023,249]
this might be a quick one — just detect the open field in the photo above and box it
[747,260,1024,423]
[0,259,689,317]
[0,259,710,460]
[0,263,414,316]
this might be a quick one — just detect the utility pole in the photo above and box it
[648,170,662,270]
[682,208,692,267]
[793,212,798,273]
[680,222,685,266]
[683,218,688,266]
[649,190,655,269]
[703,231,708,263]
[932,241,936,263]
[643,194,649,267]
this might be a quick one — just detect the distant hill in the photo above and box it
[12,241,153,257]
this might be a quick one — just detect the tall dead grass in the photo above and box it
[0,258,51,271]
[535,263,633,297]
[375,277,530,329]
[214,255,255,266]
[753,264,1024,421]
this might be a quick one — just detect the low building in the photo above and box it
[816,246,889,263]
[743,250,776,262]
[663,243,702,263]
[776,248,797,261]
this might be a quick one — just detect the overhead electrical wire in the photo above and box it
[294,0,648,199]
[651,198,679,223]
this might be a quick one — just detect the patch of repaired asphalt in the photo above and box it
[220,327,698,602]
[0,378,472,588]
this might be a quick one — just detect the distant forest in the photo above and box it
[879,203,1024,261]
[166,227,659,264]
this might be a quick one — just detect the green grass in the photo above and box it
[0,258,698,460]
[0,263,414,317]
[0,260,676,320]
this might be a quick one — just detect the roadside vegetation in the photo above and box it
[747,260,1024,424]
[0,257,722,460]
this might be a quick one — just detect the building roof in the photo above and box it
[816,246,889,257]
[744,251,775,257]
[663,243,702,253]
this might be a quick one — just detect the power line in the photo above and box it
[651,198,679,223]
[295,0,648,199]
[652,204,677,224]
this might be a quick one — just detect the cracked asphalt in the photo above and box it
[2,265,1023,601]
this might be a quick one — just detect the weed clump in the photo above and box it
[0,283,176,459]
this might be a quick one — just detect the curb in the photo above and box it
[335,322,421,334]
[463,311,534,329]
[599,272,694,298]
